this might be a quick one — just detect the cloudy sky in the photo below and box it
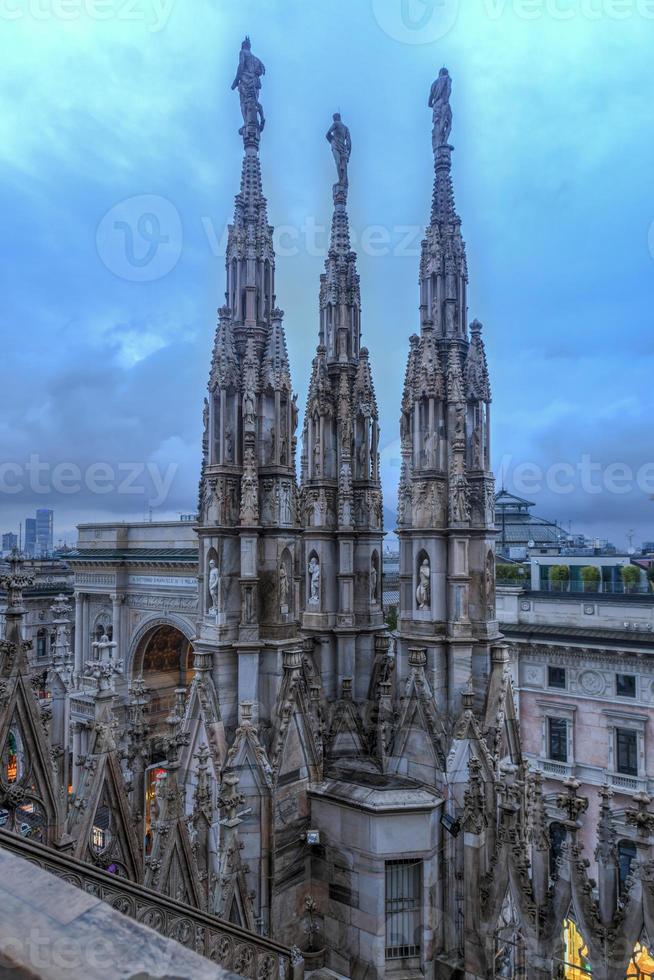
[1,0,652,549]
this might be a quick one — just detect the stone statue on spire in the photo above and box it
[326,112,351,188]
[231,36,266,139]
[429,67,452,152]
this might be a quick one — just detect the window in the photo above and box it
[616,673,636,698]
[618,841,637,893]
[385,859,421,960]
[548,718,568,763]
[548,666,566,690]
[616,729,638,776]
[36,629,47,658]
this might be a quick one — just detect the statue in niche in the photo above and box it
[313,440,322,477]
[424,429,436,468]
[358,440,367,478]
[400,411,410,448]
[208,558,219,615]
[341,416,353,454]
[279,561,289,610]
[485,550,495,617]
[370,560,378,601]
[326,112,351,187]
[308,556,320,606]
[243,389,255,425]
[231,36,265,135]
[472,425,482,467]
[429,67,452,151]
[454,407,465,443]
[280,484,292,525]
[240,471,259,524]
[416,556,431,610]
[451,472,470,523]
[280,435,288,465]
[224,425,234,462]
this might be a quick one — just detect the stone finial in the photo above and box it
[0,549,33,611]
[626,791,654,838]
[218,772,246,827]
[193,744,212,813]
[556,777,589,828]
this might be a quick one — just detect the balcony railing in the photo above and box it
[0,829,303,980]
[536,581,652,596]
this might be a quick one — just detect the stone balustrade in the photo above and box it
[0,829,303,980]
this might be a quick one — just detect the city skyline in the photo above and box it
[1,1,652,548]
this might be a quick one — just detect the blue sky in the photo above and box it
[1,0,653,549]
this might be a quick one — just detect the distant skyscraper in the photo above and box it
[35,509,54,556]
[2,532,17,553]
[24,518,36,557]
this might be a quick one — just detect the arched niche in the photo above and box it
[370,550,380,603]
[307,551,321,608]
[415,549,431,611]
[206,546,219,616]
[279,547,292,615]
[133,624,194,732]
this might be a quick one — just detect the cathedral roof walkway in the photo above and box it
[0,829,304,980]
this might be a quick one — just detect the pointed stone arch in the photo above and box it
[0,673,61,844]
[69,750,142,881]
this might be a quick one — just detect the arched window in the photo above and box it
[36,628,47,658]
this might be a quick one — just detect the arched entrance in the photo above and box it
[133,624,195,732]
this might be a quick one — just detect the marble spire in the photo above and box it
[300,115,384,704]
[396,69,498,718]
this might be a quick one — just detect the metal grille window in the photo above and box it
[385,859,421,960]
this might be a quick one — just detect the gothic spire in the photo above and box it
[421,68,468,340]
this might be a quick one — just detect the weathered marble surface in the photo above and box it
[0,847,241,980]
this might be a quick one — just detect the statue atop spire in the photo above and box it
[326,112,351,196]
[429,67,452,153]
[231,35,266,142]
